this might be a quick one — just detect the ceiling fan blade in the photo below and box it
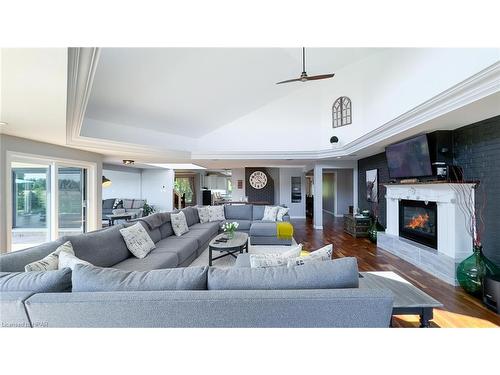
[304,73,335,81]
[275,77,303,85]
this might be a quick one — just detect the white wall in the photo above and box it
[140,169,175,212]
[230,168,246,202]
[279,168,306,218]
[196,49,499,153]
[335,169,353,216]
[102,168,142,200]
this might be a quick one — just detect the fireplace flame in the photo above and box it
[405,213,430,229]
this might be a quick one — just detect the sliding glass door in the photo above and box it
[58,167,87,238]
[11,162,51,251]
[9,157,91,251]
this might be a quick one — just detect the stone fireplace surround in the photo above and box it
[377,183,475,285]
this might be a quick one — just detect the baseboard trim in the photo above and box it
[313,225,323,230]
[290,216,306,219]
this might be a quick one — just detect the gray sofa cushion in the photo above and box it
[72,264,208,292]
[0,269,72,293]
[0,291,34,328]
[252,205,266,220]
[189,222,220,235]
[102,198,115,210]
[154,236,199,264]
[182,207,200,227]
[208,257,359,290]
[111,251,178,271]
[225,205,253,220]
[63,225,131,267]
[159,222,174,239]
[138,212,165,230]
[0,238,67,272]
[249,222,277,237]
[182,228,215,247]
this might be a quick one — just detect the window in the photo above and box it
[7,153,97,251]
[332,96,352,128]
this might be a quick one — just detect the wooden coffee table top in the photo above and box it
[359,271,442,309]
[209,232,248,250]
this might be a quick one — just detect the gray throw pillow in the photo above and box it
[171,211,189,236]
[119,222,156,258]
[72,264,209,292]
[208,257,359,290]
[24,241,74,272]
[0,268,72,293]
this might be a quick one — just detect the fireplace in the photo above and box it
[399,200,437,249]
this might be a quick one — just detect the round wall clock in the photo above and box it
[249,171,268,189]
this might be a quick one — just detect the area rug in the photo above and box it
[189,238,298,268]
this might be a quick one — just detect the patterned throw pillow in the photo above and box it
[208,205,225,222]
[58,251,93,270]
[24,241,75,272]
[112,199,123,209]
[119,223,156,259]
[262,206,279,221]
[276,206,289,221]
[170,211,189,236]
[287,244,333,267]
[197,206,210,223]
[249,244,303,268]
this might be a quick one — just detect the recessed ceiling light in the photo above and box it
[147,163,206,170]
[336,156,342,159]
[122,159,135,165]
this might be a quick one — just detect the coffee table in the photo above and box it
[106,213,133,226]
[209,232,248,266]
[359,271,443,327]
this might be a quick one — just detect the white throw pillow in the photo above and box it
[208,205,225,222]
[197,206,210,224]
[262,205,279,221]
[119,223,156,259]
[24,241,75,272]
[170,211,189,236]
[276,206,290,221]
[287,244,333,267]
[249,244,303,268]
[58,251,92,270]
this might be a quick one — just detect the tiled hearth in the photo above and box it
[377,183,475,285]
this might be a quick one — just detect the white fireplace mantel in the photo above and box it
[378,183,475,285]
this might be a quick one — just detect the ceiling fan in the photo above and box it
[276,47,335,85]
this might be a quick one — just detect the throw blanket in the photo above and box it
[276,222,294,240]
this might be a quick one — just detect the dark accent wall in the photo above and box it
[453,116,500,264]
[357,152,390,227]
[245,168,275,204]
[357,115,500,265]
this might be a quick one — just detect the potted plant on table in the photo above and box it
[222,222,239,239]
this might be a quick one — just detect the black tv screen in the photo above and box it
[385,135,433,178]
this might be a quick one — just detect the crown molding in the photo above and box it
[65,48,190,158]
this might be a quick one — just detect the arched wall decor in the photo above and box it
[332,96,352,128]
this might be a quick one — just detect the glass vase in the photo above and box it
[457,246,486,296]
[368,217,384,244]
[226,230,235,239]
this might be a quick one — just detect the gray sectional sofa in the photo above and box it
[0,204,395,328]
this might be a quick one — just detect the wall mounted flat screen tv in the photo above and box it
[385,134,433,179]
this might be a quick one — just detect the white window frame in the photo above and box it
[5,151,98,251]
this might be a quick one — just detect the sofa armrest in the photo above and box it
[282,214,291,222]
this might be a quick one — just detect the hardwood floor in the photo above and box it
[292,213,500,328]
